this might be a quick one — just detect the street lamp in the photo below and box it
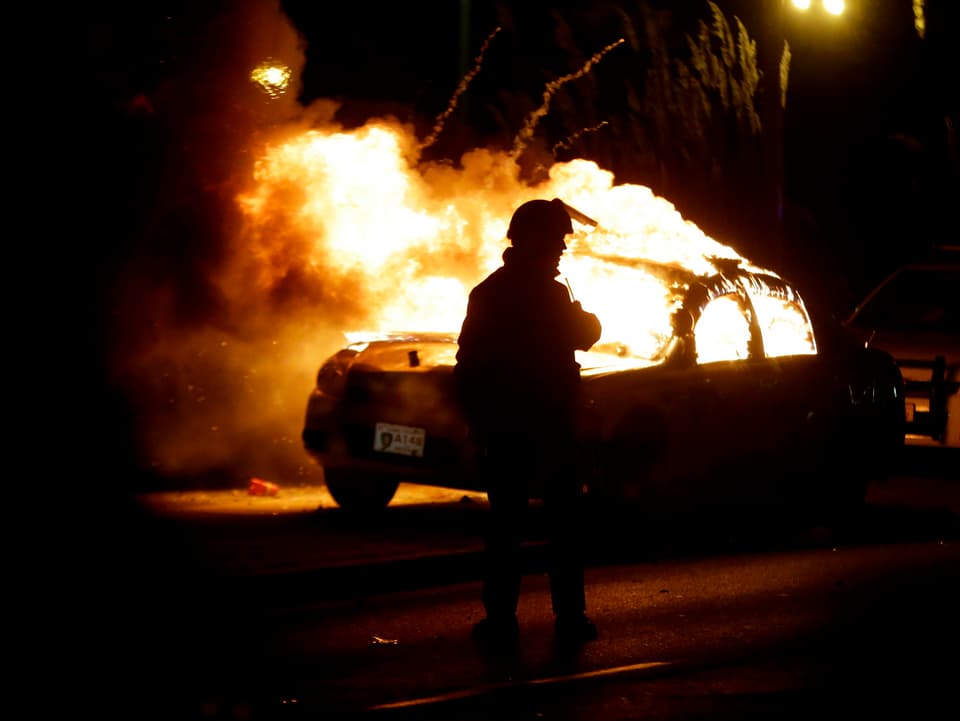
[788,0,845,16]
[822,0,845,15]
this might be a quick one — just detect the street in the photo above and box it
[261,539,958,720]
[67,449,959,720]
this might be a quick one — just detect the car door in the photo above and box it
[585,286,788,511]
[668,287,790,507]
[657,277,829,510]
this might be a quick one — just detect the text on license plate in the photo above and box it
[374,422,426,457]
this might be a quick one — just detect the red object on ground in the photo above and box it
[248,478,280,496]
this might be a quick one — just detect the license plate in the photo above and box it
[374,422,426,457]
[905,403,915,422]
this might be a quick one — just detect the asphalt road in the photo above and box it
[87,465,960,720]
[129,451,959,604]
[57,447,956,720]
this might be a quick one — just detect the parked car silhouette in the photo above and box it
[843,254,959,450]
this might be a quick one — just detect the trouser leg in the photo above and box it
[544,459,587,618]
[481,461,527,620]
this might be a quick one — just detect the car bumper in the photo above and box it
[302,427,484,491]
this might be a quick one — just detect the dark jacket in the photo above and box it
[455,248,602,436]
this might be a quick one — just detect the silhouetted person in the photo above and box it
[455,198,602,647]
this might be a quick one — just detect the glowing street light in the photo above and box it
[823,0,845,15]
[789,0,845,15]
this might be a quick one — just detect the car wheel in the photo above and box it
[323,469,399,512]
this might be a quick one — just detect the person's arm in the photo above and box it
[552,280,600,351]
[570,300,602,351]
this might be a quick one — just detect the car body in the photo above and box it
[303,261,905,519]
[843,257,960,449]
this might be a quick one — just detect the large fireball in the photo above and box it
[235,120,774,359]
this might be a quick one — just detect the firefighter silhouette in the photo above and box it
[456,198,602,647]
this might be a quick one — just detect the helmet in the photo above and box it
[507,198,573,249]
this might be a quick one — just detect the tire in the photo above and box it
[323,469,399,512]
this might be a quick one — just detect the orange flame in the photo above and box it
[234,118,801,364]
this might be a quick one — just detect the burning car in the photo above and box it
[302,244,905,520]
